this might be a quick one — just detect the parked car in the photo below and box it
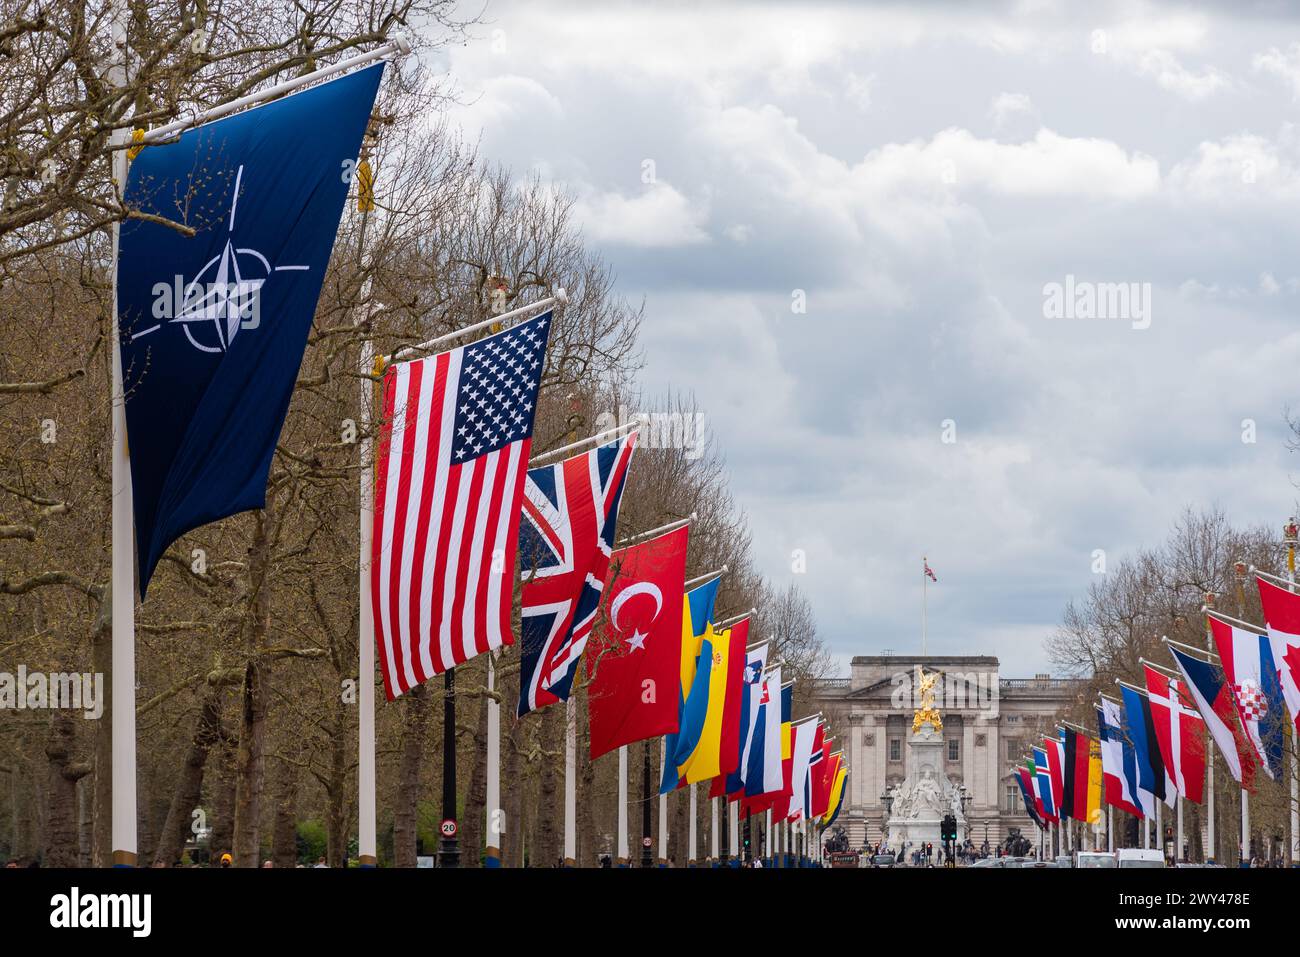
[1117,848,1166,868]
[1074,851,1117,868]
[870,853,896,868]
[1054,855,1073,868]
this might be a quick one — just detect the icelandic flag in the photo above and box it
[1032,746,1056,822]
[117,63,384,594]
[1208,616,1285,781]
[517,433,637,716]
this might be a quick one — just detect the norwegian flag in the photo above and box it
[1143,665,1206,803]
[371,311,551,699]
[516,432,637,716]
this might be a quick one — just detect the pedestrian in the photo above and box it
[219,853,233,868]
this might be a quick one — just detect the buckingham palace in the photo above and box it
[812,654,1084,851]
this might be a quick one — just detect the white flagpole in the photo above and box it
[140,38,411,145]
[564,697,576,867]
[392,289,567,362]
[357,331,377,868]
[729,799,739,866]
[1241,787,1250,866]
[1176,795,1183,863]
[658,739,668,866]
[485,652,501,867]
[1107,805,1113,852]
[688,783,697,866]
[710,797,719,864]
[109,0,138,870]
[921,557,928,656]
[616,748,626,868]
[765,807,772,862]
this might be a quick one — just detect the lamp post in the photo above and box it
[880,789,894,852]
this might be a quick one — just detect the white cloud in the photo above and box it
[989,92,1035,129]
[1254,43,1300,100]
[573,183,710,248]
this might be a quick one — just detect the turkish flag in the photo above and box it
[587,525,689,760]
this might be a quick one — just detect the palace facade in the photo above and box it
[812,654,1083,851]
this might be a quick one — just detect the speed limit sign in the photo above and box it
[440,819,458,838]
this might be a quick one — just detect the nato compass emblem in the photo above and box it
[133,165,309,353]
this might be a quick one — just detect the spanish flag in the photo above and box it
[822,756,847,827]
[1087,736,1104,825]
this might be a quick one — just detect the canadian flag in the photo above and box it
[1255,574,1300,735]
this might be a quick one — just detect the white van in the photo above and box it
[1116,848,1165,868]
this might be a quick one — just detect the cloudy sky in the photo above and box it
[433,1,1300,677]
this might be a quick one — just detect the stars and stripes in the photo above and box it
[371,311,552,699]
[517,432,637,716]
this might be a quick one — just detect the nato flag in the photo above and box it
[117,63,383,595]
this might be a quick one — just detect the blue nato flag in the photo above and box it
[116,63,384,595]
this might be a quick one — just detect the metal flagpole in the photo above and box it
[1108,805,1113,852]
[140,38,411,145]
[1177,796,1183,863]
[921,556,928,656]
[765,807,772,864]
[440,669,459,866]
[641,742,652,867]
[658,739,669,866]
[1203,595,1217,861]
[564,697,576,866]
[617,746,628,866]
[684,566,727,590]
[710,795,719,865]
[357,327,378,867]
[688,784,697,866]
[618,512,695,548]
[485,651,501,867]
[528,420,640,467]
[729,799,739,867]
[1241,787,1250,867]
[1286,524,1300,867]
[109,0,138,868]
[392,289,567,362]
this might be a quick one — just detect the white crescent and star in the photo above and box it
[610,581,663,652]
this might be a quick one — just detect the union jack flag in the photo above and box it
[371,311,551,699]
[517,431,637,716]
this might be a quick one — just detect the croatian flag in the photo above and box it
[1208,615,1285,781]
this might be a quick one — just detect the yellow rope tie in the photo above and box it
[127,128,145,161]
[357,157,375,212]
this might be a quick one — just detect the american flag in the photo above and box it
[516,431,637,716]
[371,310,552,699]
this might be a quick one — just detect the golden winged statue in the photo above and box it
[911,668,943,733]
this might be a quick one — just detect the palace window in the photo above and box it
[889,738,901,762]
[947,739,960,762]
[1005,739,1019,761]
[1005,785,1020,813]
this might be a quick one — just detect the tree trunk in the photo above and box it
[208,745,236,865]
[270,756,300,868]
[153,687,223,866]
[460,677,488,867]
[44,710,89,867]
[91,592,111,867]
[576,685,596,866]
[232,508,275,867]
[392,683,429,867]
[324,695,350,867]
[536,705,560,867]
